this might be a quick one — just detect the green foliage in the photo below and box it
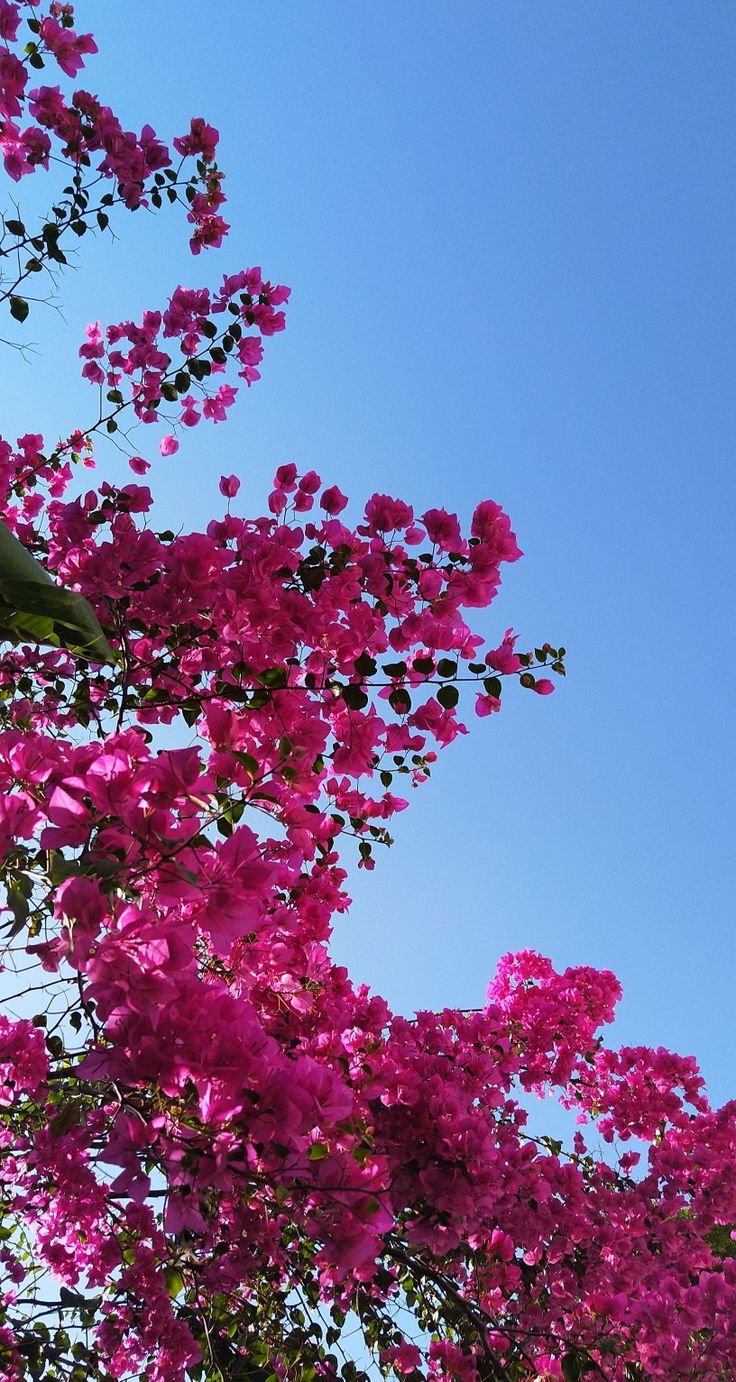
[0,521,116,664]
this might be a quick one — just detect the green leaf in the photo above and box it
[188,357,211,381]
[0,521,116,664]
[388,687,411,714]
[9,296,29,323]
[4,219,25,236]
[341,683,369,711]
[308,1142,328,1161]
[483,676,502,698]
[234,752,259,779]
[561,1353,595,1381]
[437,683,459,709]
[707,1223,736,1259]
[2,579,114,661]
[436,657,457,679]
[257,667,288,689]
[165,1267,185,1298]
[59,1287,88,1309]
[50,1102,84,1136]
[3,881,30,938]
[353,652,377,678]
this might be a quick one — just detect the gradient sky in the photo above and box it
[3,3,735,1101]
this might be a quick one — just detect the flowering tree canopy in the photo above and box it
[2,6,736,1382]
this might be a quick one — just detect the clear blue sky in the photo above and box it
[4,3,735,1099]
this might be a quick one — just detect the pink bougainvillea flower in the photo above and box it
[219,474,240,498]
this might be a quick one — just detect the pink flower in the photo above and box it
[534,678,555,695]
[159,434,179,456]
[0,1,21,43]
[173,117,219,162]
[475,692,501,717]
[180,396,201,428]
[363,493,414,534]
[39,16,98,78]
[534,1358,564,1381]
[422,507,463,552]
[128,456,150,475]
[219,474,240,498]
[486,629,522,676]
[381,1343,423,1375]
[321,484,348,515]
[274,463,297,490]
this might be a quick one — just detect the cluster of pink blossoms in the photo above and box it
[2,9,736,1382]
[78,269,289,466]
[1,432,736,1380]
[1,2,227,252]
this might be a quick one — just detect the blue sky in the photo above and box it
[4,3,735,1099]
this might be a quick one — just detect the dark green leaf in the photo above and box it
[388,687,411,714]
[354,652,377,678]
[707,1224,736,1259]
[257,667,288,689]
[437,684,459,709]
[342,683,369,711]
[0,524,115,664]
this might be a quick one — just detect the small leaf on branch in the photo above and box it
[342,683,369,711]
[257,667,288,689]
[354,652,377,677]
[389,687,411,714]
[437,684,459,709]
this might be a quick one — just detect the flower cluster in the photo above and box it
[2,10,734,1382]
[78,270,289,464]
[1,0,228,330]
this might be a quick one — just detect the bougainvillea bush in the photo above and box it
[2,6,736,1381]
